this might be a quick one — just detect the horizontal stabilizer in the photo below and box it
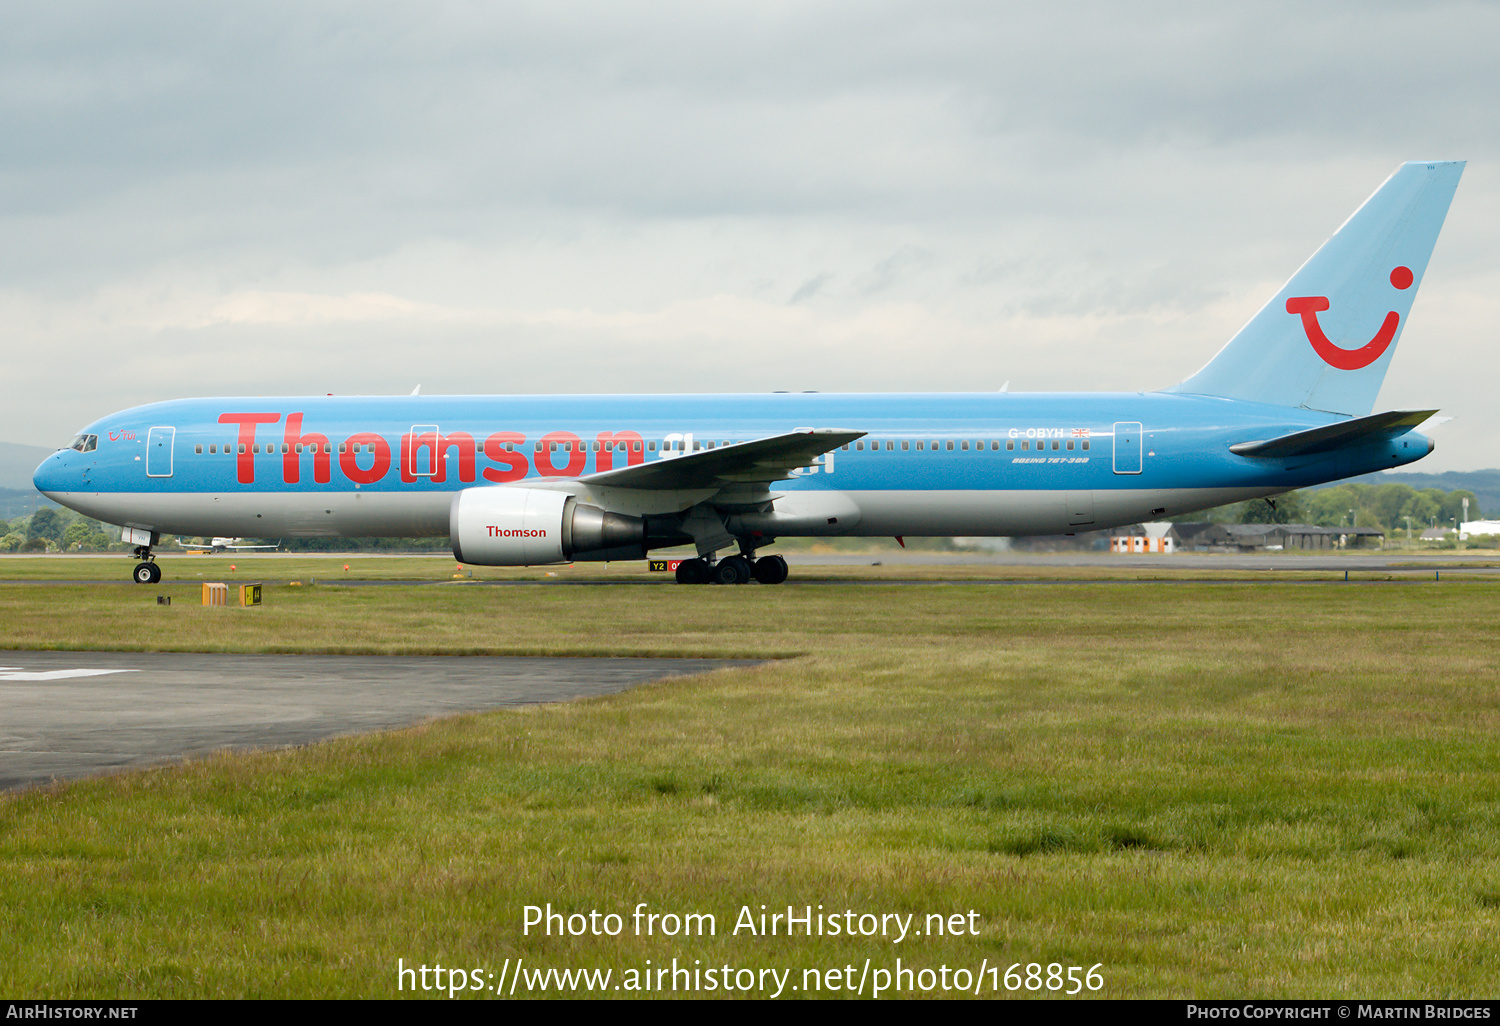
[1230,409,1437,459]
[578,428,864,490]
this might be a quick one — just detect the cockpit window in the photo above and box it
[68,434,98,453]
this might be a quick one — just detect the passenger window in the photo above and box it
[239,444,246,454]
[1051,440,1059,450]
[902,441,910,451]
[195,444,203,454]
[1082,440,1090,450]
[1066,440,1074,450]
[1006,440,1014,451]
[959,441,967,451]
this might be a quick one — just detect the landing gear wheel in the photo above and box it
[133,562,161,585]
[712,555,752,585]
[675,558,711,584]
[752,554,789,584]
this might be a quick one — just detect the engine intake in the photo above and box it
[450,487,645,566]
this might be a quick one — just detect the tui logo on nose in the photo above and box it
[1286,267,1413,370]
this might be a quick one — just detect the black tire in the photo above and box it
[752,554,789,584]
[675,558,710,584]
[133,562,160,585]
[711,556,751,585]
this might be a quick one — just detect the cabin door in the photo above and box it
[408,424,440,477]
[1113,422,1142,475]
[146,426,175,478]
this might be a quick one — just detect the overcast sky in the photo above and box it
[3,1,1497,469]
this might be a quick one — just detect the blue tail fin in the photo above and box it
[1169,161,1464,416]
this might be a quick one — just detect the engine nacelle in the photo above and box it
[450,487,645,566]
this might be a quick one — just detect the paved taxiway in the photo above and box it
[0,651,756,792]
[5,550,1499,586]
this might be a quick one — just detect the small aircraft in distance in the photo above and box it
[35,161,1466,585]
[175,537,282,553]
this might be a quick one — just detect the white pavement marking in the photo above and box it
[0,668,139,681]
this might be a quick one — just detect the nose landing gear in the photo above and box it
[131,545,161,585]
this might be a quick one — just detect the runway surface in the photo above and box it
[0,651,756,792]
[4,549,1499,586]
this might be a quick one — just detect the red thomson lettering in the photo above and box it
[282,413,331,484]
[486,527,546,537]
[482,432,529,483]
[218,412,281,484]
[536,431,587,477]
[339,433,391,485]
[401,429,476,483]
[595,431,645,472]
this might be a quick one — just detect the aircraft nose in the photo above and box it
[32,450,69,497]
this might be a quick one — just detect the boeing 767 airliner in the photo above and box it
[34,161,1464,584]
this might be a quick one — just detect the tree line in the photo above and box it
[2,507,118,552]
[1205,482,1481,532]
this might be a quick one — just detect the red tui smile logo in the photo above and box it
[1287,266,1413,370]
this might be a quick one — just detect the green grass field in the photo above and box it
[1,557,1498,998]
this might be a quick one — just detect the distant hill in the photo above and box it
[1325,469,1500,517]
[0,443,55,518]
[0,442,53,492]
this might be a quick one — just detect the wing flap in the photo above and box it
[1230,409,1438,459]
[578,428,865,490]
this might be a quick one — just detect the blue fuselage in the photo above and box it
[34,391,1431,545]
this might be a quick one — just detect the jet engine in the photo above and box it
[450,487,646,565]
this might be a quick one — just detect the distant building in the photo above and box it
[1458,520,1500,539]
[1110,521,1174,553]
[1148,522,1385,552]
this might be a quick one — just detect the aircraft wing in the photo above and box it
[1230,409,1438,459]
[577,428,865,490]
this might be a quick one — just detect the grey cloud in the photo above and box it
[0,2,1496,468]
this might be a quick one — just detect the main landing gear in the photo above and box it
[131,545,161,585]
[674,553,789,585]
